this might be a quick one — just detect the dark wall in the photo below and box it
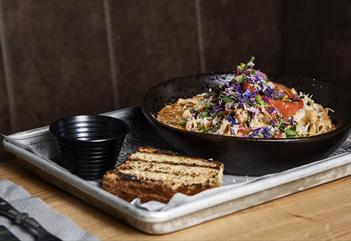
[282,0,351,87]
[0,0,350,160]
[200,0,283,73]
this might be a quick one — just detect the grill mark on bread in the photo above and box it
[118,168,217,179]
[120,158,221,170]
[130,152,221,169]
[115,172,141,182]
[137,146,222,165]
[117,159,221,181]
[137,146,176,155]
[117,169,218,186]
[116,172,213,189]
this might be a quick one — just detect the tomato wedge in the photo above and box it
[266,81,303,118]
[242,82,256,92]
[268,98,303,118]
[242,80,303,118]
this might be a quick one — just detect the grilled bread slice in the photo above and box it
[103,147,224,203]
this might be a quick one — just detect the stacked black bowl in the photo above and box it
[50,115,129,180]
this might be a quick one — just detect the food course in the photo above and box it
[157,57,335,138]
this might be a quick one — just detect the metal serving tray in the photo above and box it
[3,106,351,234]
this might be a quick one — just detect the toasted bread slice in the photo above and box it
[103,147,224,203]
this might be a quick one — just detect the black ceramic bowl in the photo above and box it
[142,73,351,176]
[50,115,129,180]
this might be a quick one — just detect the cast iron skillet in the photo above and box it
[142,73,351,175]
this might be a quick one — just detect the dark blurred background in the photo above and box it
[0,0,350,160]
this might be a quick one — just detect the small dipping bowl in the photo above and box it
[49,115,129,180]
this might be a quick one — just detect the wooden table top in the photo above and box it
[1,159,351,241]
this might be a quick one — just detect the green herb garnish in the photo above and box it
[255,95,265,106]
[234,74,246,83]
[247,56,255,67]
[200,111,210,118]
[285,128,298,138]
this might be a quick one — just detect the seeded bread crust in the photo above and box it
[103,147,224,203]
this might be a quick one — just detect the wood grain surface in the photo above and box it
[1,160,350,241]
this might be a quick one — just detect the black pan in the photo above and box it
[142,73,351,175]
